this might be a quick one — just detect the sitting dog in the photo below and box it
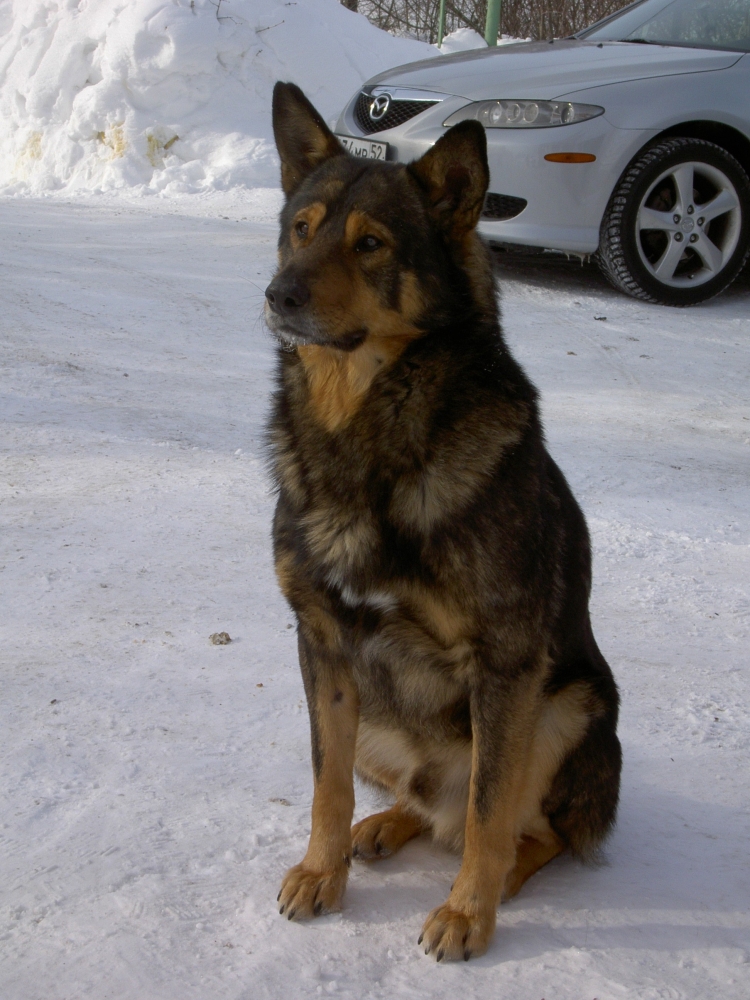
[265,81,621,962]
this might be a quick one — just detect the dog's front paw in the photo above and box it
[419,901,495,962]
[277,862,348,920]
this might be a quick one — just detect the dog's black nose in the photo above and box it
[265,277,310,315]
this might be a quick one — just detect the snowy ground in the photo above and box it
[1,197,749,1000]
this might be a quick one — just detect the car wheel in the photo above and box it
[598,137,750,305]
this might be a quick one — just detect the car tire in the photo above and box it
[598,137,750,306]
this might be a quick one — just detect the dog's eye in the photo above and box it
[356,235,382,253]
[295,220,309,239]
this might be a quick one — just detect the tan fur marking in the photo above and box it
[274,550,296,602]
[291,201,327,247]
[389,402,528,530]
[303,508,378,577]
[278,672,358,918]
[304,605,342,650]
[305,672,358,869]
[344,210,395,252]
[298,326,418,432]
[272,443,305,506]
[400,583,470,649]
[275,549,343,650]
[513,680,600,837]
[398,270,425,325]
[503,828,563,900]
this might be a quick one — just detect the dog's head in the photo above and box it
[265,82,492,351]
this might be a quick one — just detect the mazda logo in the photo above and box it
[369,94,391,122]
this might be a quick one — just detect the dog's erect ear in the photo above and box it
[272,81,345,197]
[408,121,489,238]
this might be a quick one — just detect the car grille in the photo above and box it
[481,193,528,220]
[354,92,438,135]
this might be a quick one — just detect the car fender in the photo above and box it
[555,56,749,137]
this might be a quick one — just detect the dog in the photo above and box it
[264,81,621,962]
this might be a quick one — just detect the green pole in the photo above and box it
[437,0,446,46]
[485,0,501,46]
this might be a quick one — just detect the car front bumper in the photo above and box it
[336,94,658,255]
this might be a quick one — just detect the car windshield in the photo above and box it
[578,0,750,52]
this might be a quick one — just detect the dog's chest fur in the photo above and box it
[269,330,540,735]
[271,329,525,590]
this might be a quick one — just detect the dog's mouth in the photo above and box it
[266,311,367,353]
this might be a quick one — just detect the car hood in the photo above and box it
[365,40,742,101]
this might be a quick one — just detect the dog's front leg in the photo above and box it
[420,670,540,960]
[278,631,359,920]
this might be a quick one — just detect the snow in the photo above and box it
[436,28,487,53]
[434,29,524,53]
[1,196,749,999]
[0,0,434,197]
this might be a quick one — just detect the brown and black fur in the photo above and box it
[265,82,621,961]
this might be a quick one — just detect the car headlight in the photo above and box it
[443,100,604,128]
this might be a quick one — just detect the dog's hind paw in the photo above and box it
[277,862,348,920]
[352,806,423,861]
[419,901,495,962]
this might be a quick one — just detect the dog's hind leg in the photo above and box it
[502,826,563,900]
[352,804,425,860]
[499,682,592,901]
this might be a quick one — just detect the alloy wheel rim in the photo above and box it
[635,160,742,289]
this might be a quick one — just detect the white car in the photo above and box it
[334,0,750,305]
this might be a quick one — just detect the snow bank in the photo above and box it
[0,0,434,197]
[436,27,487,54]
[436,30,529,53]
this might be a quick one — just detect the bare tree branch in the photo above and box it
[350,0,624,43]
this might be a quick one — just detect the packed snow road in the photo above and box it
[1,198,749,1000]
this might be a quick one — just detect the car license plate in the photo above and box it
[336,135,389,160]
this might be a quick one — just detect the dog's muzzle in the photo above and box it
[264,276,366,351]
[265,275,310,317]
